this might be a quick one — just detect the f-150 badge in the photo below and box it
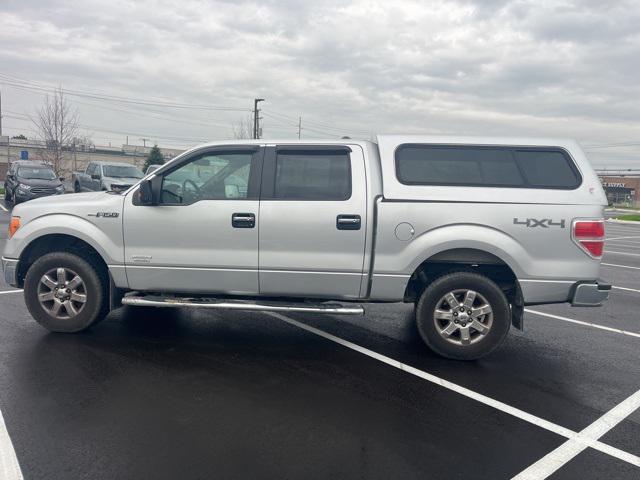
[87,212,120,218]
[513,218,565,228]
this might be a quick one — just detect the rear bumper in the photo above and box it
[1,257,19,287]
[570,280,611,307]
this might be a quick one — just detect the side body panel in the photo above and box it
[370,201,604,303]
[369,136,607,304]
[121,145,264,295]
[122,195,260,294]
[258,144,371,299]
[2,192,128,286]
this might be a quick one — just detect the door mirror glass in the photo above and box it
[138,179,155,205]
[59,176,65,181]
[91,173,101,180]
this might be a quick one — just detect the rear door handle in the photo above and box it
[232,213,255,228]
[336,214,361,230]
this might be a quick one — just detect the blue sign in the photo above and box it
[20,150,28,160]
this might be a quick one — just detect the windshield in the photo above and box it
[103,165,144,178]
[17,167,56,180]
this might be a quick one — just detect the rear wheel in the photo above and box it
[415,271,510,360]
[11,190,19,205]
[74,182,81,193]
[24,252,109,332]
[3,187,9,201]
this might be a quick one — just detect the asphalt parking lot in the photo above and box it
[0,200,638,480]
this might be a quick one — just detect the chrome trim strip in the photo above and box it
[519,279,575,284]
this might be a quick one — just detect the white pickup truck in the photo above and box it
[72,161,144,193]
[2,136,610,359]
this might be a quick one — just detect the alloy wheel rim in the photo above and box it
[37,267,87,319]
[433,289,493,346]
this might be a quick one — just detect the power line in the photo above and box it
[0,73,250,112]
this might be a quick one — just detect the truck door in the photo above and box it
[122,146,263,294]
[258,145,367,299]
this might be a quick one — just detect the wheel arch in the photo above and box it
[16,233,109,287]
[404,247,524,329]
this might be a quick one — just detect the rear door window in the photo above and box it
[273,149,351,200]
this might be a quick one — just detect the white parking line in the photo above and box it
[0,409,23,480]
[513,389,640,479]
[0,290,23,295]
[605,242,640,248]
[602,263,640,270]
[0,203,7,213]
[525,309,640,338]
[606,236,640,241]
[613,285,640,294]
[604,250,640,256]
[267,312,640,468]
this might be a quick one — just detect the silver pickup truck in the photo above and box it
[2,136,610,359]
[72,161,144,193]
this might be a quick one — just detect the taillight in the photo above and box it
[8,217,21,239]
[572,219,605,258]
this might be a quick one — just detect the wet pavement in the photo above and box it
[0,201,638,479]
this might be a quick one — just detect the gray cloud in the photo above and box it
[0,0,639,167]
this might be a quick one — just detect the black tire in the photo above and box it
[11,190,19,205]
[3,187,9,201]
[24,252,109,333]
[415,271,510,360]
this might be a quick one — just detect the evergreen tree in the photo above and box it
[143,144,164,172]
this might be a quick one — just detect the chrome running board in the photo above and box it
[121,294,364,315]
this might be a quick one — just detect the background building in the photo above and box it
[598,175,640,207]
[0,136,184,180]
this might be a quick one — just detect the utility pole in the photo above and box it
[0,88,3,137]
[140,137,149,148]
[298,116,302,139]
[253,98,264,139]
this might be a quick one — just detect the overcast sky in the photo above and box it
[1,0,639,167]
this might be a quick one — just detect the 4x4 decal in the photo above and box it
[513,218,566,228]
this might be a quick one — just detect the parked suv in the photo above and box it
[3,161,65,205]
[2,136,610,360]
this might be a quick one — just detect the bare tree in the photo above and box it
[33,87,79,175]
[231,114,253,139]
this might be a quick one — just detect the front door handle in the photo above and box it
[232,213,255,228]
[336,214,361,230]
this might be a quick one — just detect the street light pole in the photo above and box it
[253,98,265,139]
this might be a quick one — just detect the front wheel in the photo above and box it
[415,272,511,360]
[24,252,108,332]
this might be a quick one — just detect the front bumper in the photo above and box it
[1,257,19,287]
[570,280,611,307]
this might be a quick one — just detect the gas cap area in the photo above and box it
[395,222,415,241]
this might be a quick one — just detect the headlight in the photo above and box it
[18,184,31,191]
